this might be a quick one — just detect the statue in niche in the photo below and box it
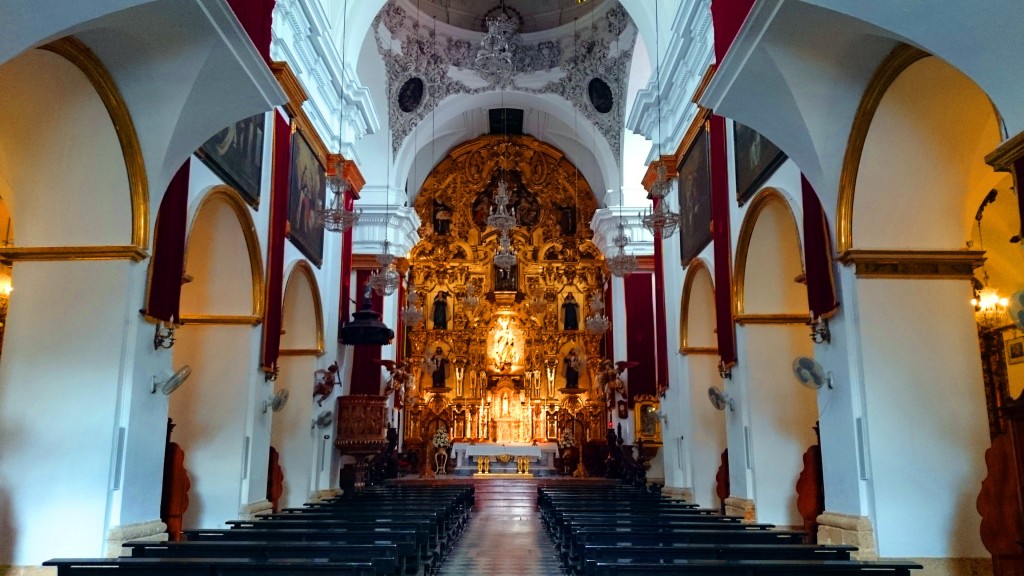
[564,349,580,389]
[494,262,518,292]
[432,200,452,235]
[561,293,579,330]
[429,346,449,389]
[432,292,450,330]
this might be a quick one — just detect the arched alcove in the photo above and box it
[733,187,817,527]
[837,48,1000,558]
[170,184,265,530]
[273,260,326,509]
[680,258,727,508]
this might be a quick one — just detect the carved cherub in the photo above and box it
[376,359,413,409]
[313,361,340,407]
[598,359,639,409]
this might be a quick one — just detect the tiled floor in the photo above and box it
[438,479,565,576]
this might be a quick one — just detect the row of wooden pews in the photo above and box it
[539,484,923,576]
[44,483,474,576]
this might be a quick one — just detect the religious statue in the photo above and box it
[563,349,580,389]
[433,200,452,235]
[429,347,449,389]
[313,361,339,407]
[561,293,579,330]
[598,359,639,409]
[377,359,412,409]
[432,292,450,330]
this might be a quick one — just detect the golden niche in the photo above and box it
[402,135,608,464]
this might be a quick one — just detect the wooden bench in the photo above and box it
[579,543,857,576]
[42,557,383,576]
[589,558,923,575]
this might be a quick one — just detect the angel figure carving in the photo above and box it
[376,359,413,410]
[598,359,638,408]
[313,361,340,407]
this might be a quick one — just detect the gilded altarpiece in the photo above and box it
[403,135,608,460]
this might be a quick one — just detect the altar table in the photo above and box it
[451,442,557,475]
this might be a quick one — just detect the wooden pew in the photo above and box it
[589,558,923,575]
[42,557,382,576]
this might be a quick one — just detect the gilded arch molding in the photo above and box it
[680,257,717,355]
[279,260,325,356]
[181,185,265,324]
[733,187,805,323]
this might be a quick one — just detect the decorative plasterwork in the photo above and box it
[373,0,636,161]
[590,208,653,258]
[350,203,421,257]
[272,0,379,164]
[626,0,713,165]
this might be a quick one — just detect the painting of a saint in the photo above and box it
[678,128,712,267]
[287,128,326,267]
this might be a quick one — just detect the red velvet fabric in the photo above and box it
[605,280,614,358]
[349,270,384,395]
[801,175,840,319]
[710,0,756,63]
[144,160,189,323]
[710,115,737,368]
[653,202,669,395]
[624,273,656,402]
[225,0,276,63]
[260,113,291,371]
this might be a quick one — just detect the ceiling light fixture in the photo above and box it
[640,0,680,239]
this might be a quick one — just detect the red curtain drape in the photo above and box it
[226,0,276,63]
[395,279,405,364]
[801,175,840,319]
[710,114,737,368]
[710,0,756,63]
[625,273,656,402]
[260,113,291,372]
[349,270,384,395]
[653,204,669,395]
[143,160,190,323]
[604,280,614,358]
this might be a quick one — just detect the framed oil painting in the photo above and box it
[196,113,266,209]
[733,121,786,206]
[287,127,326,267]
[1007,336,1024,365]
[634,396,663,446]
[678,127,712,267]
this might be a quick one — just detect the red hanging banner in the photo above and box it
[349,270,384,395]
[653,204,670,395]
[260,113,291,372]
[710,0,757,63]
[625,273,657,402]
[143,160,190,324]
[710,114,737,368]
[801,175,840,319]
[225,0,276,64]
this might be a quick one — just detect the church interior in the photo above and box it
[1,0,1024,574]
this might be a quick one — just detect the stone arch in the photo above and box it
[734,187,806,318]
[680,257,716,354]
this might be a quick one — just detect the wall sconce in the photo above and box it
[153,320,176,350]
[264,364,279,382]
[809,315,831,344]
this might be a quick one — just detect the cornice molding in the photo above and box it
[837,249,985,279]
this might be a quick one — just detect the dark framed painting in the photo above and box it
[287,127,326,267]
[733,121,787,206]
[678,127,712,267]
[196,113,266,209]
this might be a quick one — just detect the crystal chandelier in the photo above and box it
[585,289,610,333]
[368,239,401,296]
[486,179,517,233]
[606,220,638,277]
[494,230,517,271]
[316,0,359,233]
[971,274,1009,331]
[461,282,481,311]
[319,159,361,232]
[400,275,424,325]
[641,165,680,239]
[475,9,519,79]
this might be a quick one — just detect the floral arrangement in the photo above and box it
[432,427,451,450]
[559,429,576,449]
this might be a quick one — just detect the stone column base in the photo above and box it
[105,519,168,558]
[239,499,273,520]
[308,488,343,503]
[724,496,756,522]
[660,486,694,502]
[816,511,877,559]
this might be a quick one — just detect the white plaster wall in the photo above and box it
[170,324,252,529]
[857,279,988,558]
[0,260,133,564]
[853,57,1000,251]
[273,355,318,508]
[742,324,817,527]
[0,50,131,247]
[688,353,727,507]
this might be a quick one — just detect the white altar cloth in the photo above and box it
[459,443,544,458]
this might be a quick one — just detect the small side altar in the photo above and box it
[452,442,557,476]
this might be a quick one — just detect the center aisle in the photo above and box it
[438,479,564,576]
